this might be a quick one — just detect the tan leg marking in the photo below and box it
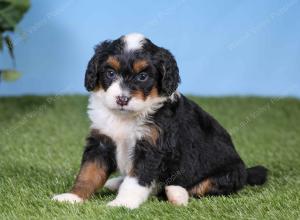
[71,161,108,200]
[188,179,213,197]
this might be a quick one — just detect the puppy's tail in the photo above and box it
[246,165,268,186]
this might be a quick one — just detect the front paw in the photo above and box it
[107,198,140,209]
[52,193,83,204]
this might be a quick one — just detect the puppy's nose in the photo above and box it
[116,95,131,106]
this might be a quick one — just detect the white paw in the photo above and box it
[165,185,189,206]
[104,176,124,191]
[52,193,83,204]
[107,198,140,209]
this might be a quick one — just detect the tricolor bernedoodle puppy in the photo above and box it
[53,33,268,208]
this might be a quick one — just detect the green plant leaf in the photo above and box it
[0,1,30,83]
[4,35,14,58]
[0,35,2,51]
[0,69,21,81]
[0,0,30,32]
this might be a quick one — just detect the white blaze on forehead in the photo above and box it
[123,33,145,51]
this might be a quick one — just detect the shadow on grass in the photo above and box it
[0,96,55,125]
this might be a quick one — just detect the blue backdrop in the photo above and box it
[1,0,299,97]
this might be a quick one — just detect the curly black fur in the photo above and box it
[132,95,268,195]
[80,34,268,198]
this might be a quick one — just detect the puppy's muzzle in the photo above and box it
[116,95,131,106]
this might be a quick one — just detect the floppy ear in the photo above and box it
[155,47,181,96]
[84,41,111,91]
[84,55,99,91]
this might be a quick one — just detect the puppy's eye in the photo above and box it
[136,72,148,81]
[106,70,116,80]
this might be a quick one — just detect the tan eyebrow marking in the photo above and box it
[106,56,120,71]
[133,59,148,73]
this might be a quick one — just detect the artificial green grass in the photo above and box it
[0,95,299,220]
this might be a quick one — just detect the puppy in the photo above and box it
[53,33,267,209]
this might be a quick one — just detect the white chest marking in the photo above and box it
[88,94,148,175]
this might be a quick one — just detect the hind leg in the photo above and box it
[104,176,124,192]
[189,164,247,197]
[165,185,189,206]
